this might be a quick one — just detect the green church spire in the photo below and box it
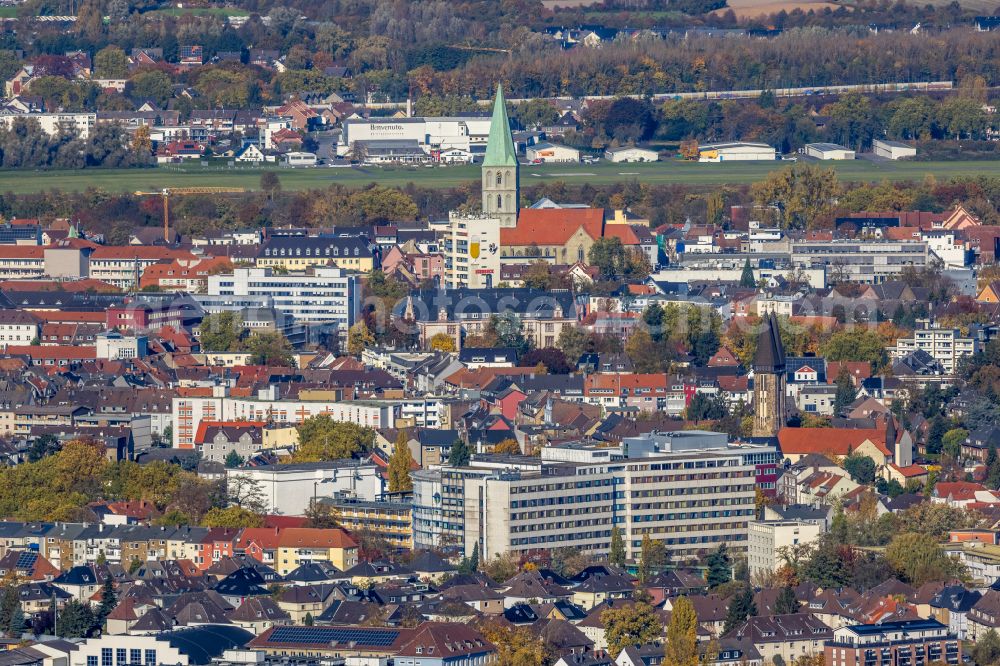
[483,84,517,167]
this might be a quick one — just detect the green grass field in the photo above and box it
[2,159,1000,194]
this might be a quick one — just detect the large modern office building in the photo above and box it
[413,430,778,562]
[207,267,360,329]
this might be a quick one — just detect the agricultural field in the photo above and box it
[3,159,1000,194]
[717,0,845,18]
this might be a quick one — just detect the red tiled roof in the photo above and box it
[717,375,749,392]
[138,256,232,289]
[157,326,196,350]
[884,227,921,241]
[500,208,606,246]
[176,387,215,397]
[585,373,668,393]
[51,238,100,250]
[889,464,928,478]
[31,311,106,323]
[935,481,986,500]
[263,515,308,529]
[444,367,527,390]
[708,347,740,367]
[826,362,872,383]
[604,224,640,245]
[0,358,27,372]
[238,526,357,551]
[277,527,357,549]
[276,100,318,118]
[90,247,195,261]
[0,278,118,292]
[0,247,44,259]
[4,345,96,360]
[777,427,891,457]
[627,284,656,295]
[237,527,283,550]
[104,500,158,519]
[271,128,301,142]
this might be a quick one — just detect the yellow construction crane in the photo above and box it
[133,187,247,242]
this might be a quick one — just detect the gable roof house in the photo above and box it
[725,613,832,665]
[395,623,496,666]
[226,596,292,635]
[968,589,1000,641]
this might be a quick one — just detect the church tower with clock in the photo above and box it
[481,84,519,229]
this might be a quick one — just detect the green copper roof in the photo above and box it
[483,84,517,167]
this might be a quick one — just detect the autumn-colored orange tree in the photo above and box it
[493,439,521,455]
[473,617,547,666]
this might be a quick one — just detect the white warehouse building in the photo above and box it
[805,142,855,160]
[605,146,660,162]
[874,139,917,160]
[698,142,776,162]
[526,142,580,163]
[226,460,383,515]
[338,116,492,157]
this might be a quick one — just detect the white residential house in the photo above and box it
[0,310,39,348]
[235,144,265,163]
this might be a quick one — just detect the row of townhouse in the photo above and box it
[582,373,696,414]
[0,244,199,289]
[171,387,400,448]
[0,522,358,575]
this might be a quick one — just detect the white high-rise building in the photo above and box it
[442,213,500,289]
[891,318,979,374]
[748,519,823,578]
[206,267,360,329]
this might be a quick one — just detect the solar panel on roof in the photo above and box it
[268,626,400,647]
[15,552,37,569]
